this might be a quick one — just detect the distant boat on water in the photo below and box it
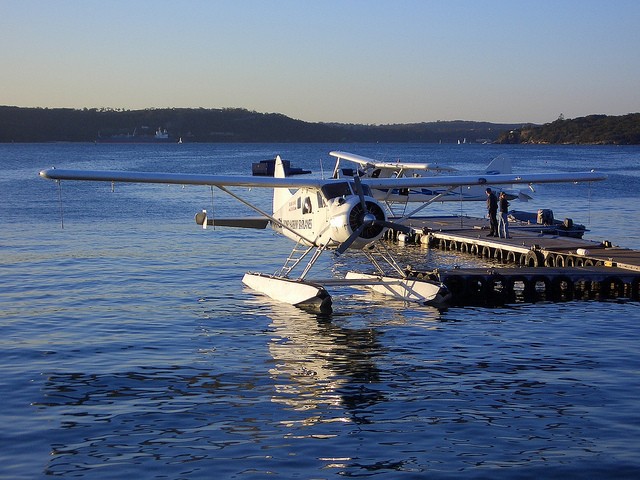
[96,126,177,143]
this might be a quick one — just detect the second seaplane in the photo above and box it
[330,150,534,205]
[40,153,606,313]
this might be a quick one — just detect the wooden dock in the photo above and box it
[389,215,640,305]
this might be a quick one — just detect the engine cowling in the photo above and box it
[348,200,386,239]
[326,196,387,249]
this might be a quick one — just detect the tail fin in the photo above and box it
[485,155,512,175]
[273,155,293,213]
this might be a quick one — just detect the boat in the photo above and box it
[153,127,169,140]
[96,126,176,143]
[252,158,311,176]
[509,209,586,238]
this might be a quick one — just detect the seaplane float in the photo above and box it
[40,152,606,313]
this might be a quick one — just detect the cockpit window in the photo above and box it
[302,196,312,214]
[321,182,352,199]
[321,181,374,200]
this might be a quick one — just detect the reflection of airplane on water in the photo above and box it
[330,151,534,205]
[257,293,445,424]
[251,297,387,424]
[40,152,605,314]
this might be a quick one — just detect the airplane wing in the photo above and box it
[330,151,457,173]
[40,167,606,190]
[362,171,607,189]
[39,168,328,189]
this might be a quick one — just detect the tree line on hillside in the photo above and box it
[2,106,637,144]
[0,106,518,143]
[496,113,640,145]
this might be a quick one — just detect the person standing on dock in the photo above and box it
[498,191,511,238]
[486,188,498,237]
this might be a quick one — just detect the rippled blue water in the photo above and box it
[2,143,640,479]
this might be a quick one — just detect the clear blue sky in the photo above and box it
[2,0,639,124]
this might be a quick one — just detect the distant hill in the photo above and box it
[0,106,521,143]
[496,113,640,145]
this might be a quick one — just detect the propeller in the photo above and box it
[335,176,413,255]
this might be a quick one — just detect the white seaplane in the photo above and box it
[330,150,534,205]
[40,153,606,313]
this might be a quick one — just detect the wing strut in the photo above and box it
[397,186,458,220]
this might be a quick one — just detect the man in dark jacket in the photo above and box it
[486,188,498,237]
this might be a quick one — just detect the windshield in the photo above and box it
[321,180,374,200]
[321,182,352,199]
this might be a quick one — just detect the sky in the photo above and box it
[1,0,639,125]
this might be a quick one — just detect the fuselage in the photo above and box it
[272,181,386,250]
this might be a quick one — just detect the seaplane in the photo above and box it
[330,151,534,206]
[39,153,606,314]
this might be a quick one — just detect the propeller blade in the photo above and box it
[335,220,413,255]
[352,174,367,211]
[335,221,369,255]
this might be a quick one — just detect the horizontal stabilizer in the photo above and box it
[195,212,269,229]
[518,191,533,202]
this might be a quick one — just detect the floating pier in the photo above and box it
[391,215,640,305]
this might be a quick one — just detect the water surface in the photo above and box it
[1,143,639,479]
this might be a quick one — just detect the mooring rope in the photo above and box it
[210,185,216,230]
[56,180,64,229]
